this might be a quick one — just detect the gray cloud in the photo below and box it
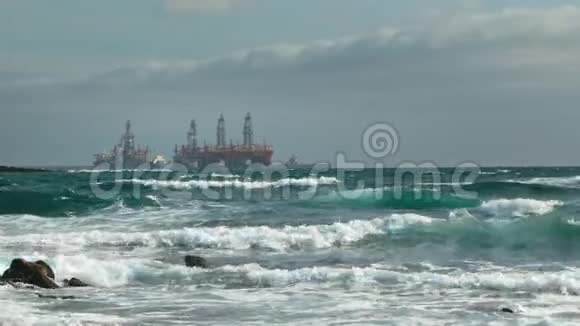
[80,6,580,88]
[2,6,580,166]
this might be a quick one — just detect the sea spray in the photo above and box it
[2,167,580,324]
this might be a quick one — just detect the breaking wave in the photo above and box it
[510,176,580,189]
[479,198,563,217]
[10,255,580,296]
[216,263,580,294]
[4,169,580,216]
[67,169,174,173]
[110,176,340,190]
[1,206,575,258]
[0,214,434,252]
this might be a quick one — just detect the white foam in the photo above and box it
[6,254,580,297]
[413,269,580,295]
[52,254,134,288]
[448,208,476,221]
[69,169,173,173]
[208,173,241,179]
[219,263,376,287]
[110,176,340,190]
[0,283,130,324]
[387,213,434,229]
[203,263,580,295]
[0,214,433,252]
[480,198,563,217]
[145,194,163,207]
[510,176,580,188]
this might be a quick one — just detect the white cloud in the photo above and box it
[79,5,580,90]
[164,0,243,14]
[7,5,580,92]
[4,5,580,88]
[427,5,580,45]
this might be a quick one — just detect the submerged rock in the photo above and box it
[500,307,515,314]
[184,255,208,268]
[37,294,77,300]
[1,259,59,289]
[63,278,90,287]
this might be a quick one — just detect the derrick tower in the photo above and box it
[187,119,198,149]
[217,114,226,148]
[243,112,254,147]
[121,120,135,155]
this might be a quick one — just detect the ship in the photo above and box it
[174,113,274,171]
[93,120,165,169]
[285,154,315,170]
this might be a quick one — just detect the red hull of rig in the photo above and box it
[174,113,274,170]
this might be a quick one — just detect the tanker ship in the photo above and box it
[174,113,274,171]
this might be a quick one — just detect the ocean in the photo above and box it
[1,167,580,325]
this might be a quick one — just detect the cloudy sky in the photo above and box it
[2,0,580,166]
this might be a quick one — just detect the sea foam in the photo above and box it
[0,214,433,253]
[111,176,340,190]
[213,264,580,294]
[510,176,580,188]
[17,256,580,296]
[479,198,563,217]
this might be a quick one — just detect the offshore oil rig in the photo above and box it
[174,113,274,170]
[93,114,273,170]
[93,120,165,169]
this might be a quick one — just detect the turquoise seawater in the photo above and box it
[1,167,580,325]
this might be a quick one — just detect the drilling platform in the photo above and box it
[174,113,274,171]
[93,120,162,169]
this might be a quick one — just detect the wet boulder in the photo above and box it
[35,260,55,280]
[1,259,59,289]
[63,278,90,287]
[184,255,208,268]
[500,307,515,314]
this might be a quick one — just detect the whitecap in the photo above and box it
[0,214,434,253]
[479,198,563,218]
[107,176,340,191]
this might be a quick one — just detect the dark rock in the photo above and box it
[501,307,515,314]
[184,255,208,268]
[1,259,59,289]
[37,294,76,300]
[35,260,55,280]
[63,278,90,287]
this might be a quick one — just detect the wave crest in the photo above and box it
[480,198,563,217]
[0,214,434,252]
[17,256,580,296]
[110,176,340,190]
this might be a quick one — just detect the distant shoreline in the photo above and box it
[0,166,49,173]
[2,165,580,173]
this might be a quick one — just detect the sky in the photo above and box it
[2,0,580,166]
